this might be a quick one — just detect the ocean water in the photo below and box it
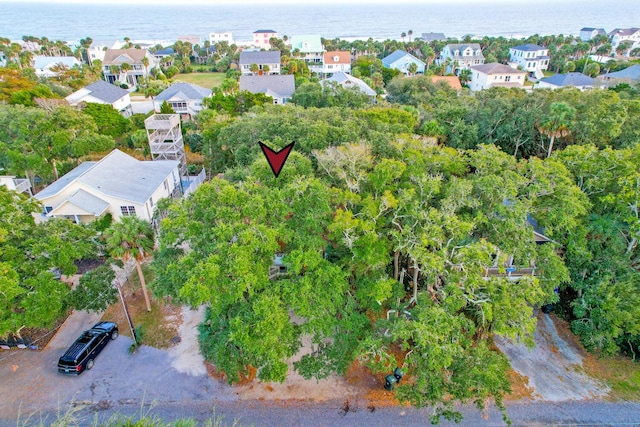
[2,1,639,44]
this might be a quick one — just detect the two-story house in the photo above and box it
[579,27,606,42]
[609,28,640,56]
[382,50,425,75]
[153,83,212,119]
[290,35,324,74]
[33,56,81,78]
[34,149,180,224]
[239,50,281,75]
[508,44,549,80]
[209,32,234,45]
[253,30,278,49]
[102,48,157,88]
[469,63,527,91]
[437,43,484,74]
[322,51,351,76]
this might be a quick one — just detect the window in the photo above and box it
[333,56,340,62]
[149,197,154,208]
[163,179,168,190]
[44,206,53,214]
[505,75,511,82]
[120,206,136,216]
[170,102,187,110]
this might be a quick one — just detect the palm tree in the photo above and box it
[104,216,155,312]
[401,32,406,42]
[408,30,413,42]
[262,64,270,75]
[407,62,418,76]
[250,63,259,74]
[141,56,150,77]
[538,102,575,158]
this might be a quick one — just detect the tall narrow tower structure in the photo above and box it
[144,114,187,180]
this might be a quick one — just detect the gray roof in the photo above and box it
[33,56,79,69]
[421,32,446,41]
[382,50,425,67]
[322,72,376,96]
[239,50,281,65]
[443,43,484,59]
[602,64,640,80]
[51,189,109,216]
[471,63,526,75]
[83,80,129,103]
[254,29,276,33]
[580,27,605,33]
[239,75,295,98]
[155,82,212,101]
[609,28,640,36]
[511,44,546,51]
[540,72,594,87]
[36,149,179,204]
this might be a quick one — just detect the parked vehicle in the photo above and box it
[57,321,118,375]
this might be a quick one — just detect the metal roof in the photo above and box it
[540,72,595,87]
[322,72,376,96]
[239,75,295,98]
[155,82,212,101]
[239,50,281,65]
[81,80,129,103]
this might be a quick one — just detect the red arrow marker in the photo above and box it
[259,141,295,178]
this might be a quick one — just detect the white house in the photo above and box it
[0,176,32,195]
[65,80,133,117]
[209,32,234,45]
[322,51,351,76]
[34,149,180,224]
[508,44,549,79]
[321,72,376,99]
[87,45,107,63]
[469,63,527,91]
[239,50,281,75]
[437,43,484,74]
[609,28,640,55]
[382,50,426,75]
[102,48,158,87]
[33,56,81,78]
[253,30,278,49]
[239,75,295,105]
[153,82,212,118]
[579,27,606,42]
[290,35,325,74]
[536,72,596,91]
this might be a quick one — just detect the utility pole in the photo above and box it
[116,279,138,344]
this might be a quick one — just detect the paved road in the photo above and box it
[2,332,640,426]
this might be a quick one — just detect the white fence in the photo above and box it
[183,168,206,197]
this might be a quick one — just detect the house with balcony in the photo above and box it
[34,149,180,224]
[0,176,32,195]
[66,80,133,117]
[239,74,295,105]
[609,28,640,56]
[253,30,278,49]
[102,48,158,88]
[509,44,550,79]
[290,35,325,74]
[579,27,606,42]
[437,43,484,74]
[33,56,81,78]
[469,63,526,91]
[239,50,281,75]
[382,50,425,75]
[153,83,211,118]
[322,51,351,76]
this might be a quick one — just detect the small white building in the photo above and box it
[0,176,32,195]
[33,56,81,78]
[65,80,133,117]
[508,44,549,79]
[253,30,278,49]
[35,149,180,224]
[322,51,351,76]
[470,63,527,91]
[153,82,212,118]
[209,32,234,45]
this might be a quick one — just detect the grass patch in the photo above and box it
[583,353,640,401]
[171,72,226,89]
[101,263,181,349]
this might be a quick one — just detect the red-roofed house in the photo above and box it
[322,51,351,76]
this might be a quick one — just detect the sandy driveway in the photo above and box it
[495,312,610,401]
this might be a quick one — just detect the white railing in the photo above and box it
[182,168,206,197]
[13,179,32,194]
